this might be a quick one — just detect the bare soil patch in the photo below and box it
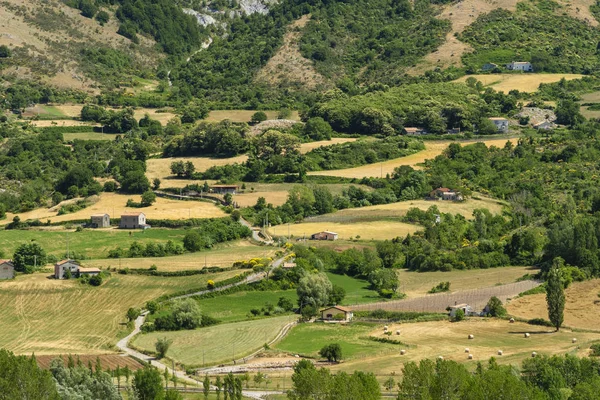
[36,354,144,370]
[256,15,329,89]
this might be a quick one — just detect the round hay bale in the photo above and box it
[468,354,473,360]
[509,318,515,323]
[465,348,470,353]
[438,356,444,360]
[400,349,406,355]
[497,350,503,356]
[572,338,577,343]
[524,333,530,338]
[531,352,537,358]
[396,330,401,335]
[384,326,388,332]
[468,334,474,340]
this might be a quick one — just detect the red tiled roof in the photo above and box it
[56,259,78,266]
[322,305,352,312]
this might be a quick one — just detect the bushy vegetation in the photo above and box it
[461,0,600,73]
[307,83,516,134]
[0,349,58,399]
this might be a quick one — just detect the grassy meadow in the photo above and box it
[194,289,298,323]
[325,273,380,305]
[268,220,420,241]
[0,271,239,355]
[133,315,296,366]
[0,227,190,259]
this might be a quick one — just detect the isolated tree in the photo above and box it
[216,375,223,399]
[95,10,109,25]
[0,44,11,58]
[303,117,333,140]
[133,366,163,400]
[203,375,210,399]
[120,170,150,194]
[141,190,157,207]
[329,285,346,305]
[384,376,396,392]
[152,178,161,190]
[13,242,47,273]
[146,300,159,314]
[486,296,507,317]
[155,337,172,358]
[170,161,185,177]
[251,111,268,124]
[184,161,196,178]
[546,258,566,331]
[319,343,342,362]
[297,272,333,309]
[368,268,399,294]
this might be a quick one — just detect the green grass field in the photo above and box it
[63,132,119,141]
[325,273,380,305]
[0,228,189,260]
[275,322,399,360]
[195,289,298,323]
[0,270,240,355]
[133,316,296,366]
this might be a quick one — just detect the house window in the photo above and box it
[327,314,333,318]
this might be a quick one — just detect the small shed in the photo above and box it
[282,262,297,269]
[209,185,239,195]
[54,260,80,279]
[78,267,101,277]
[534,120,555,130]
[481,63,498,71]
[119,212,149,229]
[321,306,353,322]
[90,213,110,228]
[0,260,15,279]
[311,231,338,241]
[489,117,509,133]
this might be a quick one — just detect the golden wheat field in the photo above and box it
[0,271,239,355]
[146,156,248,188]
[308,138,518,178]
[2,192,225,224]
[454,74,585,93]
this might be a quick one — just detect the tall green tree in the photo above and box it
[0,350,59,400]
[13,242,47,273]
[546,258,566,331]
[133,366,164,400]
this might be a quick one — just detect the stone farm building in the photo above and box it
[403,127,428,136]
[489,117,509,133]
[449,304,479,317]
[311,231,339,241]
[90,213,110,228]
[209,185,239,194]
[0,260,14,279]
[119,212,149,229]
[321,306,353,322]
[54,260,80,279]
[505,61,533,72]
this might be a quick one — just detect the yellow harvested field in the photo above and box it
[454,74,585,93]
[49,105,177,126]
[85,240,276,272]
[204,110,300,123]
[3,192,225,224]
[307,197,505,225]
[299,138,357,154]
[398,266,535,298]
[234,191,290,207]
[309,138,518,178]
[0,271,239,355]
[29,120,100,128]
[331,319,598,376]
[507,279,600,331]
[268,220,420,241]
[146,156,247,188]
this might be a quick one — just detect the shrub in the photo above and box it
[452,309,465,322]
[485,296,506,317]
[428,281,450,294]
[319,343,342,362]
[251,111,268,124]
[155,337,172,358]
[88,274,103,286]
[590,343,600,356]
[527,318,554,327]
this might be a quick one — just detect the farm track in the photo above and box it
[350,280,541,313]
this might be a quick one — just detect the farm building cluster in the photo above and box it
[88,212,151,229]
[482,61,533,72]
[428,187,464,201]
